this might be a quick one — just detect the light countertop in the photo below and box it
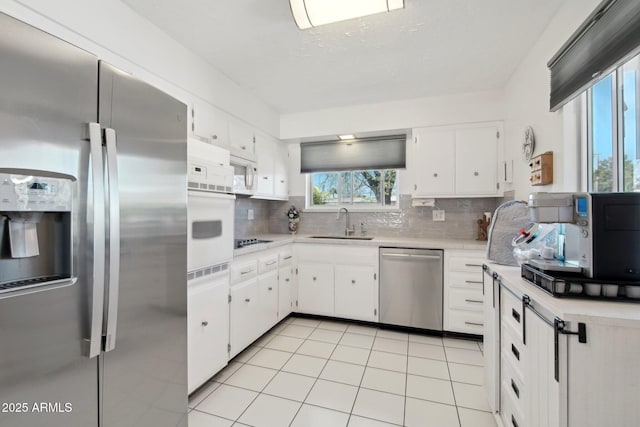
[233,233,487,256]
[487,263,640,324]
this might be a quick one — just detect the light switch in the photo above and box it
[433,210,445,221]
[248,209,254,220]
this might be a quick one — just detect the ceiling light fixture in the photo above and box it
[289,0,405,30]
[338,134,355,140]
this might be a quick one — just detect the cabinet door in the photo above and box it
[254,131,275,196]
[525,307,559,427]
[297,262,334,316]
[455,126,498,195]
[229,278,259,358]
[192,101,229,145]
[257,271,279,334]
[278,266,293,320]
[229,119,254,153]
[188,279,229,393]
[483,269,500,413]
[413,128,455,196]
[334,264,376,321]
[274,142,288,199]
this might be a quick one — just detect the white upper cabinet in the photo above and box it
[253,131,288,201]
[412,128,456,195]
[191,100,229,145]
[455,126,499,195]
[229,119,255,154]
[410,122,503,198]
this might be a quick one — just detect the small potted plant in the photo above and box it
[286,205,301,234]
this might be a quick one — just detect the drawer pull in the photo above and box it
[313,276,317,281]
[465,263,483,267]
[241,269,254,275]
[465,280,483,284]
[512,415,519,427]
[268,286,273,291]
[512,308,521,323]
[464,321,484,326]
[511,344,520,360]
[201,321,208,327]
[511,379,520,398]
[244,298,251,302]
[352,280,356,284]
[285,278,290,282]
[465,299,483,304]
[266,260,277,266]
[283,255,293,260]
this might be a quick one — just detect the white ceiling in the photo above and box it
[122,0,565,114]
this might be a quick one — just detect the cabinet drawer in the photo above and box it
[258,254,279,274]
[279,249,294,266]
[231,259,258,284]
[501,287,524,342]
[501,322,526,380]
[448,288,484,312]
[501,379,527,427]
[501,350,526,416]
[446,309,484,334]
[449,256,484,273]
[449,271,484,289]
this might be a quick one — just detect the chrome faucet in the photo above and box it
[338,207,354,236]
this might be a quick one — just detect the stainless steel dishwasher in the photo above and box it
[379,247,443,331]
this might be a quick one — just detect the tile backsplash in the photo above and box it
[263,195,501,241]
[234,197,272,238]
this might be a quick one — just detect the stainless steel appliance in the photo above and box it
[528,192,640,280]
[0,13,187,427]
[379,247,443,331]
[230,149,257,195]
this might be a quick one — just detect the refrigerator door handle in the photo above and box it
[104,127,120,352]
[84,122,106,359]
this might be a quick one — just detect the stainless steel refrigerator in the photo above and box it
[0,12,188,427]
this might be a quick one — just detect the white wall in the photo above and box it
[0,0,280,137]
[502,0,600,200]
[280,90,505,140]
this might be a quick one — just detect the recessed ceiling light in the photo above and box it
[338,134,355,140]
[290,0,405,30]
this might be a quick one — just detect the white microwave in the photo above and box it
[230,150,257,195]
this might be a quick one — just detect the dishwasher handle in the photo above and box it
[381,253,441,260]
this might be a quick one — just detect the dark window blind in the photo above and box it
[548,0,640,111]
[300,135,406,173]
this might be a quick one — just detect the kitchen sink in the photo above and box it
[309,235,374,240]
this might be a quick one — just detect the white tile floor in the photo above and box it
[188,316,497,427]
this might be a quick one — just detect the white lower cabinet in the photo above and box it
[187,272,230,393]
[443,250,485,334]
[486,264,640,427]
[257,271,278,333]
[297,261,334,316]
[229,277,259,358]
[295,244,378,321]
[278,265,294,320]
[334,264,377,322]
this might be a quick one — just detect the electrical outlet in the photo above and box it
[432,209,445,221]
[248,209,254,220]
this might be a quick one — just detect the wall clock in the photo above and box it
[522,126,535,161]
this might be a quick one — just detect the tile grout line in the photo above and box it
[345,325,377,426]
[443,345,463,427]
[403,337,409,426]
[286,320,346,427]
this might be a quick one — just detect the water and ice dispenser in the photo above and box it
[0,172,73,294]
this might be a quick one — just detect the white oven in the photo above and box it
[187,139,235,271]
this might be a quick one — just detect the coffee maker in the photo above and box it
[528,192,640,281]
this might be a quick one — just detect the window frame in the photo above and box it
[305,169,400,212]
[586,53,640,193]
